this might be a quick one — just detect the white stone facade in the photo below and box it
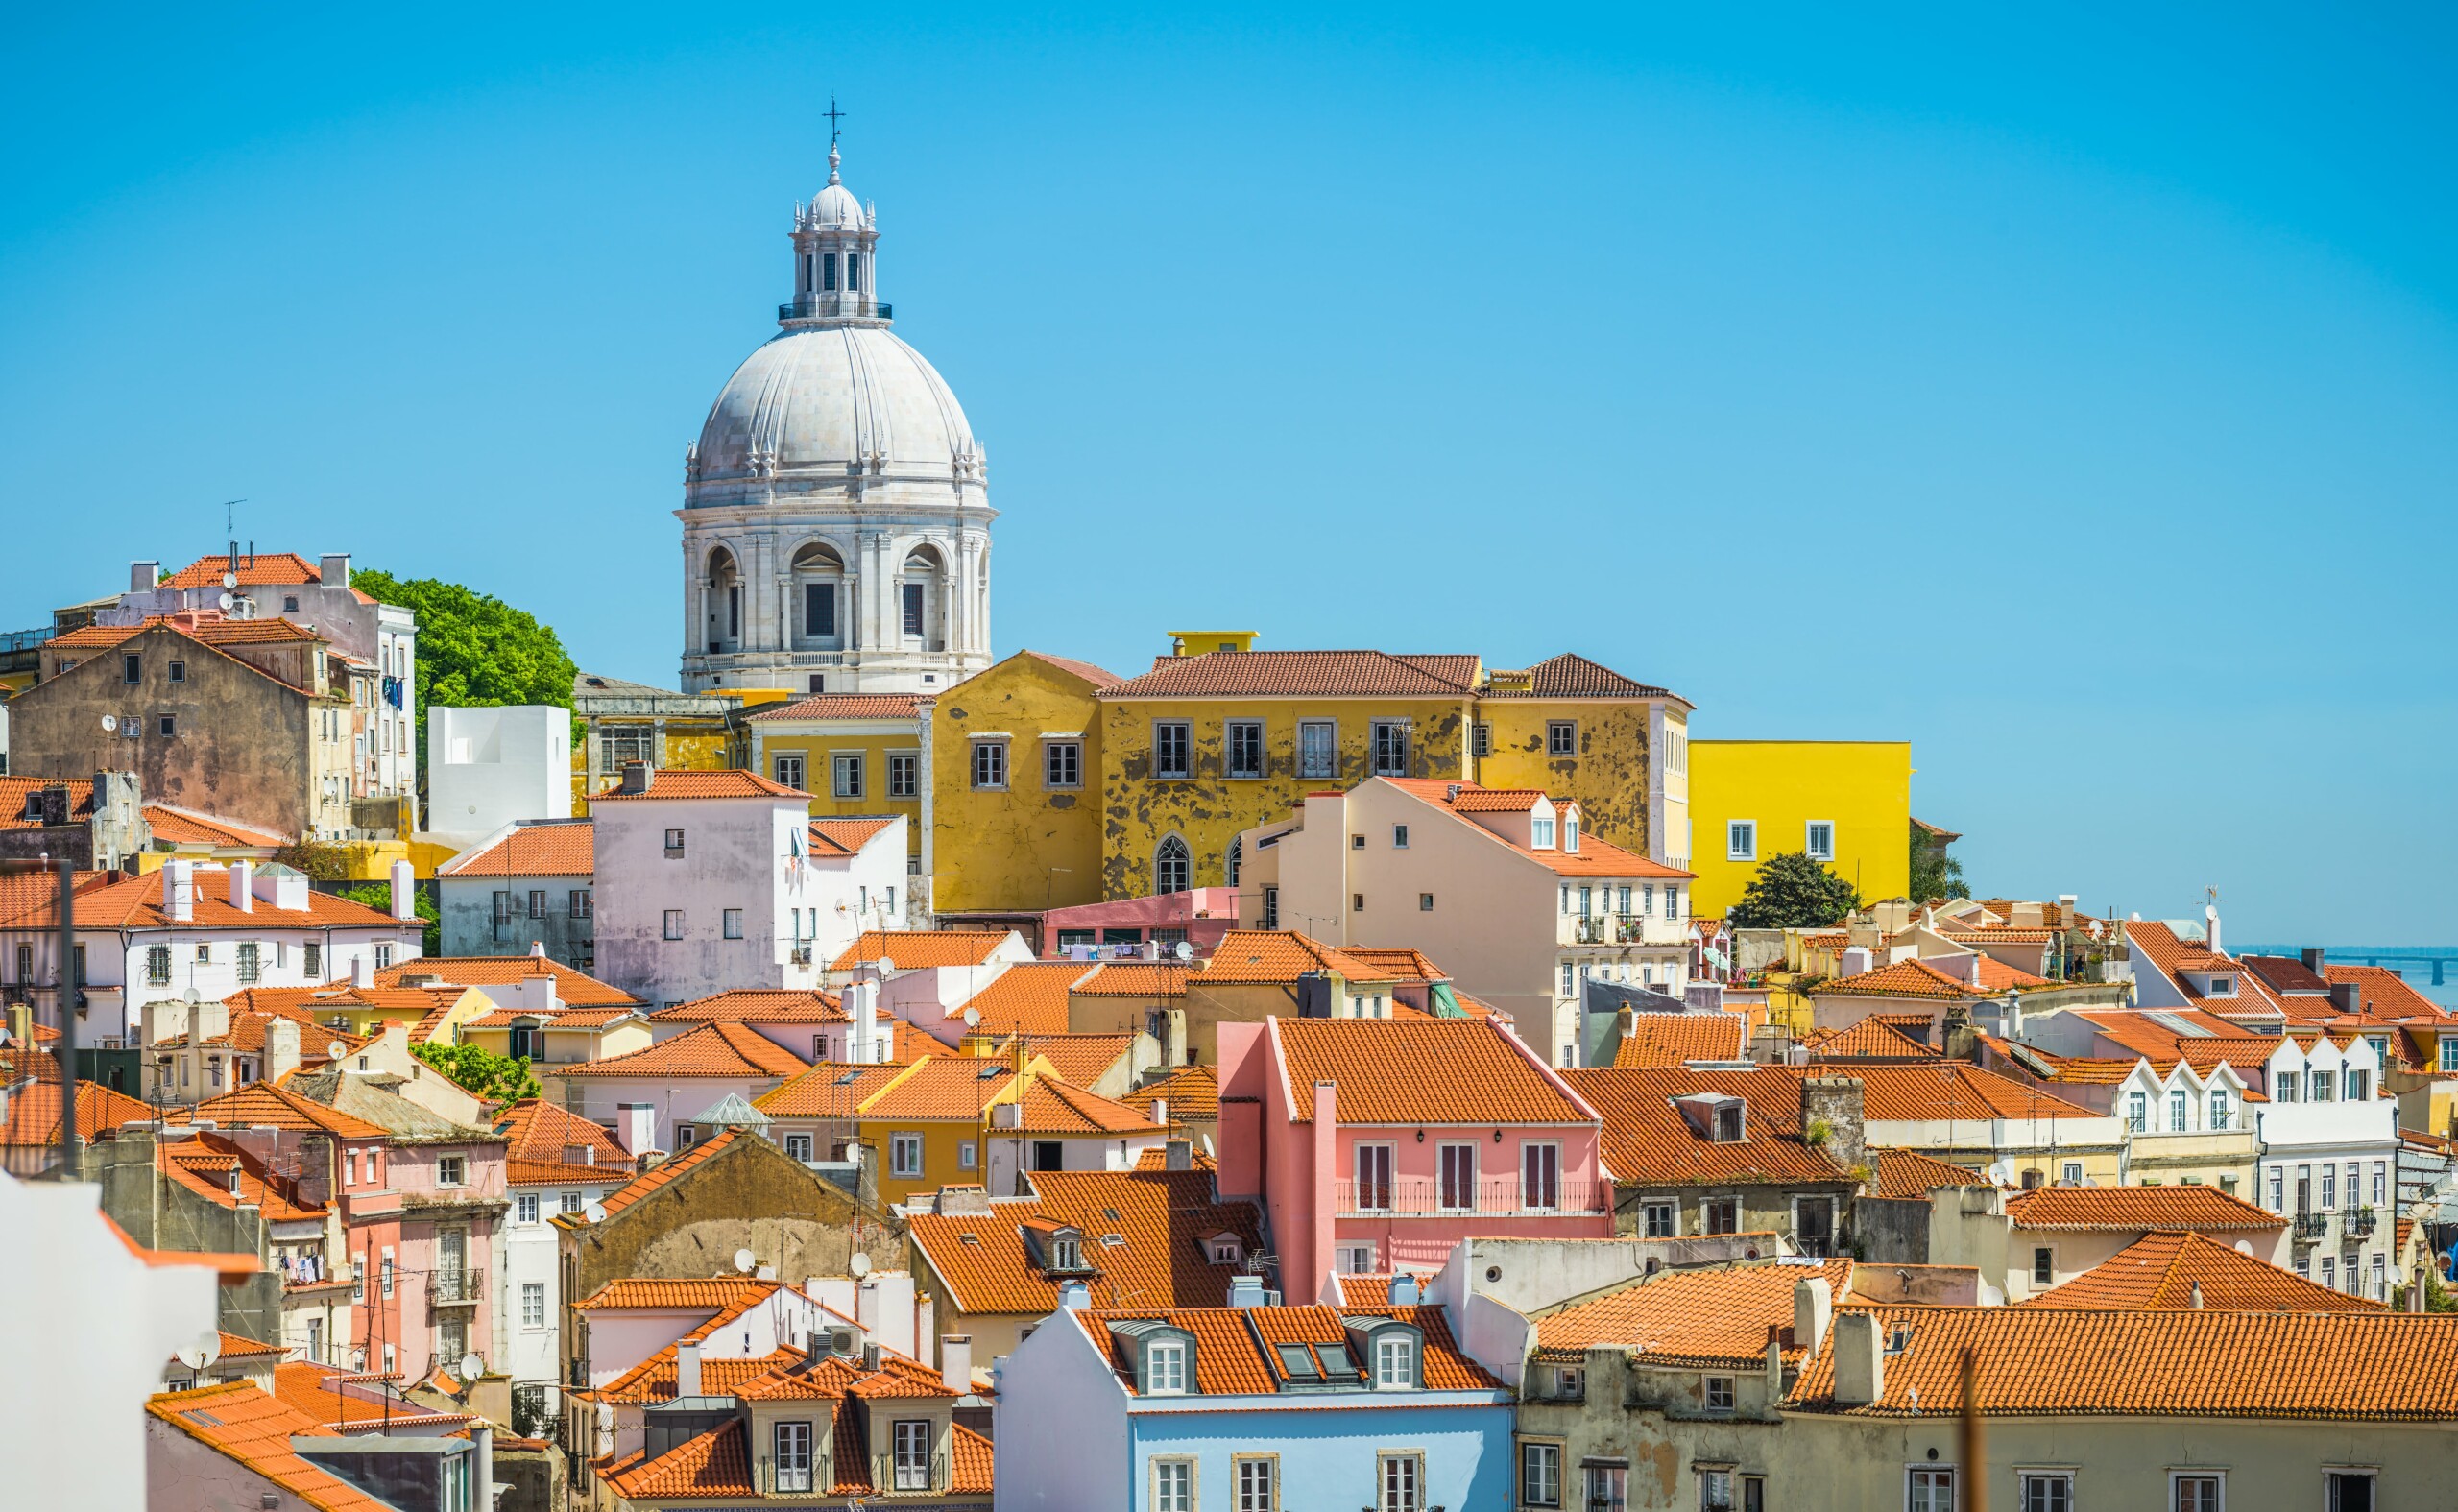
[680,142,994,696]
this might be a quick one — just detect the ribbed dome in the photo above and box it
[809,181,866,230]
[689,324,976,486]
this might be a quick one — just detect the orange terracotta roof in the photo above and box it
[1003,1034,1134,1089]
[1610,1012,1748,1068]
[1012,1077,1165,1136]
[132,804,283,849]
[1381,780,1693,877]
[1071,961,1193,997]
[159,1136,324,1222]
[1804,1018,1941,1060]
[1277,1018,1594,1125]
[757,1061,909,1120]
[1484,653,1675,700]
[0,1074,157,1147]
[605,1420,754,1500]
[49,613,325,651]
[2004,1185,2285,1233]
[2325,965,2446,1020]
[161,552,325,588]
[1535,1260,1856,1366]
[574,1277,779,1312]
[588,1344,802,1404]
[494,1098,630,1177]
[437,821,593,877]
[198,1330,288,1363]
[189,1081,388,1140]
[1020,649,1124,689]
[2123,922,2294,1018]
[465,1004,638,1030]
[145,1382,393,1512]
[547,1020,808,1079]
[1561,1068,1850,1187]
[1076,1303,1497,1395]
[748,692,924,722]
[856,1057,1022,1122]
[0,866,399,932]
[1121,1065,1219,1120]
[647,989,845,1025]
[1817,956,2047,1000]
[590,768,810,801]
[374,956,639,1006]
[1334,947,1449,982]
[829,929,1019,972]
[271,1362,470,1430]
[590,1130,743,1219]
[1790,1308,2458,1418]
[2065,1012,2280,1078]
[1102,649,1479,699]
[955,961,1089,1034]
[734,1350,953,1402]
[1197,930,1402,985]
[1868,1148,1989,1200]
[2016,1230,2383,1311]
[808,817,899,854]
[1766,1063,2104,1123]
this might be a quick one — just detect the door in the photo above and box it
[1356,1144,1393,1212]
[1522,1142,1560,1211]
[1796,1197,1835,1257]
[1438,1143,1477,1212]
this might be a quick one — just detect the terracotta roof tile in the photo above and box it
[808,818,899,854]
[1803,1018,1942,1059]
[145,1382,393,1512]
[1102,649,1480,699]
[1012,1077,1165,1136]
[748,693,923,722]
[589,1130,743,1219]
[647,989,845,1025]
[1817,956,2047,1000]
[2124,922,2294,1018]
[161,552,325,588]
[547,1020,808,1079]
[0,866,400,932]
[1197,930,1402,985]
[374,956,639,1006]
[138,804,291,848]
[189,1081,388,1140]
[1002,1034,1134,1090]
[589,768,809,801]
[1381,780,1693,878]
[2016,1230,2383,1311]
[1078,1303,1496,1395]
[1019,649,1124,689]
[50,613,325,650]
[1334,948,1449,982]
[1485,653,1675,700]
[1770,1063,2103,1123]
[953,962,1089,1034]
[588,1344,802,1404]
[2325,965,2447,1020]
[1610,1012,1748,1068]
[159,1135,324,1221]
[1278,1018,1594,1125]
[855,1057,1022,1122]
[1535,1260,1855,1366]
[494,1098,630,1175]
[1562,1068,1849,1187]
[910,1167,1265,1316]
[1121,1065,1219,1120]
[828,929,1020,972]
[574,1277,779,1312]
[436,821,593,877]
[464,1004,638,1030]
[757,1061,910,1120]
[1868,1148,1989,1200]
[1071,962,1193,997]
[605,1420,754,1500]
[0,1074,157,1147]
[2004,1184,2285,1232]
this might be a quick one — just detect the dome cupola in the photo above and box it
[784,141,885,327]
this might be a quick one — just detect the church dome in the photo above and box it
[808,180,867,230]
[688,324,977,488]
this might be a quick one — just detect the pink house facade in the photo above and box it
[1217,1016,1612,1294]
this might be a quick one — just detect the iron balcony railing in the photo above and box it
[2346,1207,2378,1239]
[1337,1175,1608,1218]
[429,1269,481,1305]
[2292,1211,2331,1243]
[780,296,892,322]
[872,1452,941,1493]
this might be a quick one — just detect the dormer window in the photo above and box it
[1563,812,1579,853]
[2208,976,2234,996]
[1147,1340,1187,1394]
[1051,1236,1082,1270]
[1374,1335,1415,1389]
[2311,1070,2337,1103]
[1208,1236,1242,1264]
[2276,1071,2300,1103]
[1715,1104,1743,1142]
[2349,1068,2373,1101]
[1531,817,1555,849]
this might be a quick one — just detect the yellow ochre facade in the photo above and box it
[926,651,1121,917]
[748,694,927,861]
[1685,739,1910,916]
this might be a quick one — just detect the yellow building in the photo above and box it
[925,650,1122,917]
[568,671,783,807]
[853,1054,1038,1209]
[746,692,926,863]
[1686,739,1911,917]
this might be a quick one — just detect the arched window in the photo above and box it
[792,542,844,647]
[1155,835,1191,896]
[1226,836,1242,889]
[705,547,741,653]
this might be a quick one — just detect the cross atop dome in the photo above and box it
[824,96,847,184]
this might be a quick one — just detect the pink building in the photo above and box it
[1217,1017,1611,1293]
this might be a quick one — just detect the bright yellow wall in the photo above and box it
[757,722,924,856]
[931,655,1109,915]
[1097,695,1472,900]
[1686,740,1910,915]
[1473,700,1660,857]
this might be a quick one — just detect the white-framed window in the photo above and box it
[2313,1069,2337,1103]
[1391,823,1410,849]
[1235,1456,1278,1512]
[1374,1334,1414,1388]
[561,1191,585,1214]
[831,752,864,798]
[1336,1242,1376,1273]
[1532,816,1556,849]
[1155,835,1191,895]
[888,752,920,798]
[2018,1473,2072,1512]
[1378,1453,1424,1512]
[1703,1375,1735,1412]
[1153,721,1193,779]
[1522,1443,1563,1508]
[1699,1467,1733,1512]
[781,1132,813,1161]
[2372,1161,2387,1206]
[1261,885,1279,928]
[2062,1160,2084,1186]
[890,1419,931,1491]
[722,908,743,939]
[959,1140,977,1170]
[1369,720,1410,777]
[1908,1466,1955,1512]
[2324,1470,2374,1512]
[1521,1140,1560,1211]
[380,1248,396,1298]
[1702,1196,1740,1236]
[663,909,685,940]
[1547,720,1577,756]
[1584,1464,1626,1512]
[1298,719,1337,779]
[1044,740,1081,788]
[1805,821,1834,861]
[2277,1071,2301,1103]
[1225,719,1265,779]
[1154,1458,1195,1512]
[521,1282,545,1327]
[971,739,1007,789]
[1643,1201,1675,1238]
[1560,961,1576,997]
[773,755,806,790]
[516,1193,539,1224]
[775,1421,814,1493]
[2210,1090,2232,1130]
[1437,1142,1478,1212]
[1727,821,1756,861]
[1147,1340,1188,1394]
[1564,811,1579,852]
[2126,1092,2147,1132]
[2169,1090,2188,1132]
[2171,1472,2223,1512]
[1472,722,1492,757]
[2441,1038,2458,1073]
[663,827,686,855]
[890,1133,923,1177]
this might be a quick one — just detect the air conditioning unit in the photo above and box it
[829,1329,859,1356]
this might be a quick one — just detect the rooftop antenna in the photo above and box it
[221,498,246,563]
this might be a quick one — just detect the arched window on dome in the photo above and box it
[792,542,846,651]
[705,547,741,655]
[902,545,948,654]
[1155,835,1191,897]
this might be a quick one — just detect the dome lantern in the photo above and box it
[784,139,886,328]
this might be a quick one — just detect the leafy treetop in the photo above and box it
[410,1039,540,1106]
[349,569,578,755]
[1728,851,1862,930]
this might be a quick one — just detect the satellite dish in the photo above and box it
[100,715,116,732]
[1173,941,1194,962]
[734,1248,758,1274]
[849,1253,872,1278]
[963,1008,981,1029]
[458,1352,484,1381]
[583,1199,607,1223]
[874,955,895,975]
[325,1041,349,1060]
[217,591,234,611]
[175,1329,222,1372]
[184,989,202,1006]
[221,571,238,590]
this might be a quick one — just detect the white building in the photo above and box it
[426,705,572,851]
[823,928,1036,1048]
[679,138,994,696]
[2254,1033,2402,1301]
[492,1100,628,1427]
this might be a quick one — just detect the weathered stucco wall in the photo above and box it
[929,655,1108,914]
[1477,699,1658,857]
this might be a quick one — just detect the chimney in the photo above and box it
[2302,948,2326,978]
[470,1424,493,1512]
[1164,1137,1192,1171]
[1226,1274,1265,1308]
[389,859,415,922]
[185,1000,205,1097]
[349,954,372,989]
[2056,893,2078,923]
[1388,1274,1421,1307]
[618,761,651,796]
[940,1335,973,1396]
[1799,1076,1867,1174]
[229,860,254,913]
[674,1343,702,1399]
[2328,982,2361,1017]
[164,860,193,924]
[265,1017,301,1086]
[1839,947,1873,977]
[529,941,546,959]
[1058,1280,1091,1311]
[2204,901,2223,956]
[1831,1311,1885,1407]
[131,561,161,592]
[318,553,351,589]
[2189,1282,2204,1309]
[1793,1276,1833,1355]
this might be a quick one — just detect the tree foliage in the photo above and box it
[1728,851,1862,930]
[273,839,357,882]
[335,879,441,955]
[349,570,578,755]
[410,1039,540,1106]
[1909,825,1970,903]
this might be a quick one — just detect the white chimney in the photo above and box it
[1794,1276,1833,1355]
[674,1342,702,1399]
[2204,901,2223,956]
[1831,1311,1885,1407]
[264,1016,301,1086]
[1839,947,1873,977]
[164,860,193,924]
[229,860,254,913]
[389,859,416,922]
[349,954,372,989]
[529,940,546,958]
[318,553,351,589]
[854,979,880,1064]
[132,561,161,592]
[940,1334,973,1396]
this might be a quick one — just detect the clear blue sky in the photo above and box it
[3,5,2452,943]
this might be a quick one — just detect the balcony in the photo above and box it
[780,295,892,324]
[428,1271,482,1307]
[1574,917,1609,945]
[2346,1207,2378,1239]
[870,1454,941,1494]
[1337,1175,1609,1219]
[2292,1212,2331,1244]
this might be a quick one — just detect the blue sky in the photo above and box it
[3,5,2452,942]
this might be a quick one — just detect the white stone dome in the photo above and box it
[809,181,866,229]
[689,324,977,487]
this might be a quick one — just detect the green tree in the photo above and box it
[335,879,441,955]
[349,570,579,756]
[1909,824,1970,903]
[273,839,357,882]
[1728,851,1862,930]
[410,1039,540,1105]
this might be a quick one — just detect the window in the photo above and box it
[1472,722,1492,757]
[2209,1090,2231,1130]
[1561,961,1576,997]
[1298,719,1337,779]
[1726,821,1756,861]
[1703,1197,1740,1236]
[122,653,141,683]
[972,740,1007,789]
[1152,721,1192,779]
[1548,720,1577,756]
[1703,1375,1735,1412]
[1564,811,1579,852]
[890,1134,923,1177]
[1584,1465,1626,1512]
[1391,823,1410,850]
[1805,821,1834,861]
[2172,1474,2223,1512]
[157,713,179,737]
[168,660,185,683]
[1643,1201,1675,1238]
[1147,1341,1188,1394]
[2441,1037,2458,1073]
[145,945,171,986]
[1044,740,1081,788]
[2325,1472,2374,1512]
[1700,1469,1734,1512]
[521,1282,545,1328]
[1369,720,1410,777]
[438,1155,465,1186]
[2322,1165,2337,1209]
[2019,1475,2072,1512]
[1416,892,1435,912]
[1154,1459,1194,1512]
[1225,720,1265,779]
[2313,1070,2337,1103]
[380,1249,396,1298]
[2347,1068,2371,1102]
[560,1191,584,1214]
[888,752,919,797]
[2169,1090,2188,1132]
[1438,1142,1477,1211]
[2345,1161,2362,1211]
[1236,1456,1278,1512]
[663,909,685,940]
[1665,884,1681,920]
[1155,835,1191,895]
[2126,1092,2147,1132]
[2372,1161,2387,1206]
[1908,1467,1955,1512]
[1379,1453,1423,1512]
[526,888,547,920]
[1532,816,1556,849]
[516,1193,539,1224]
[1030,1140,1064,1171]
[783,1132,812,1161]
[1261,885,1279,928]
[302,942,320,977]
[775,1421,815,1493]
[2371,1255,2388,1302]
[1227,836,1243,887]
[1355,1143,1394,1212]
[831,753,864,798]
[236,943,261,985]
[900,582,925,637]
[2033,1246,2055,1285]
[663,827,686,856]
[1375,1334,1414,1388]
[2276,1071,2300,1102]
[2321,1256,2336,1290]
[1523,1445,1564,1508]
[1522,1141,1560,1211]
[804,581,837,637]
[958,1140,977,1169]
